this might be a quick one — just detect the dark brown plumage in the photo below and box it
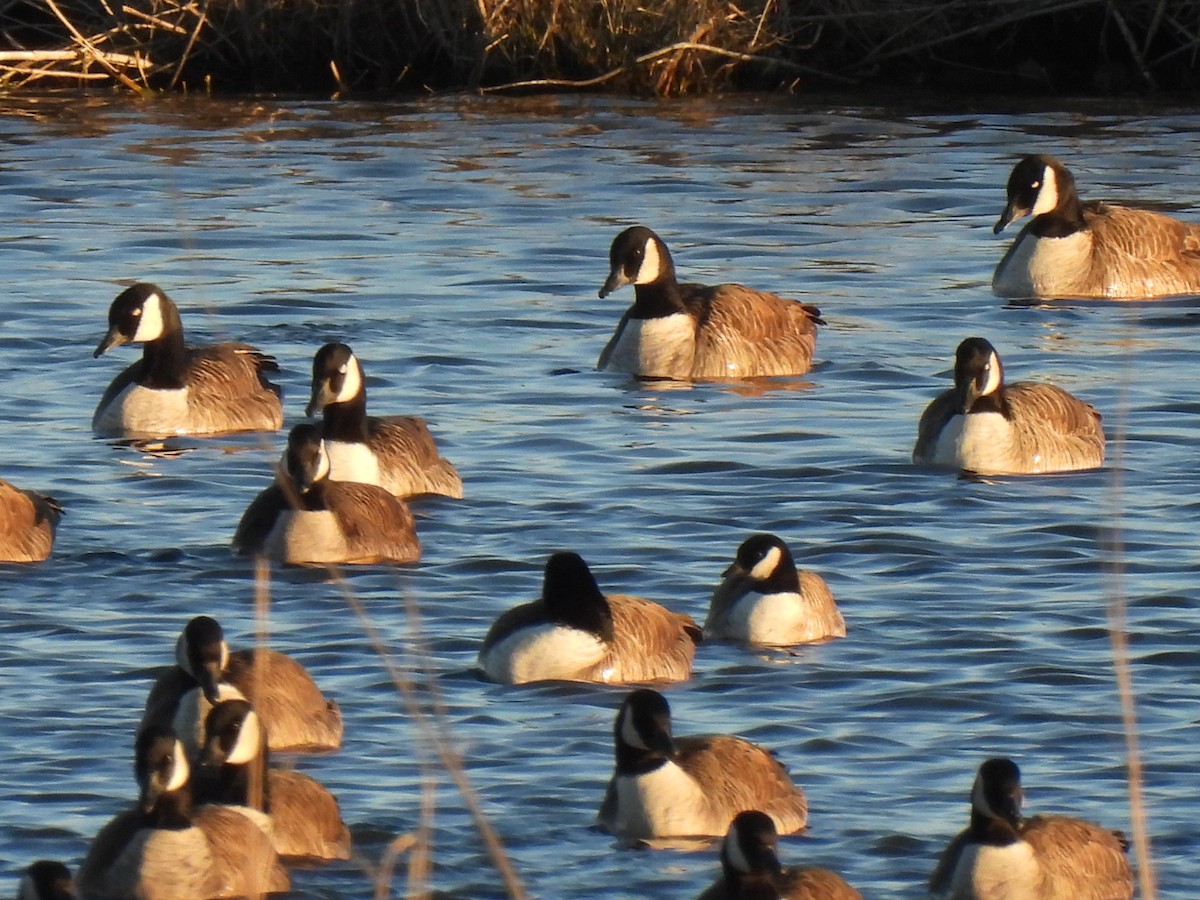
[697,811,861,900]
[307,342,463,499]
[598,226,822,379]
[929,757,1133,900]
[993,154,1200,299]
[91,283,283,438]
[0,478,60,563]
[913,337,1104,475]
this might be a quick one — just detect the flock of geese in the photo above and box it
[11,150,1197,898]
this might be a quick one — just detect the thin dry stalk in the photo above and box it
[1104,352,1157,900]
[327,569,528,900]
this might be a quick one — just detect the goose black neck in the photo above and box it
[321,395,370,441]
[968,806,1021,846]
[147,785,195,830]
[614,741,670,776]
[139,324,190,390]
[631,279,687,319]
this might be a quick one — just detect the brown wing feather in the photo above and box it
[587,594,699,684]
[183,344,284,434]
[1005,382,1105,471]
[0,479,59,562]
[321,481,421,564]
[778,868,863,900]
[224,649,343,752]
[369,415,463,498]
[192,804,291,896]
[686,284,821,378]
[267,769,352,861]
[1021,814,1133,900]
[698,868,860,900]
[675,735,808,834]
[913,388,961,463]
[1087,204,1200,297]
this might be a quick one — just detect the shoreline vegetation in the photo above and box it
[1,0,1198,97]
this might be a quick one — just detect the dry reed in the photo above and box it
[4,0,1200,95]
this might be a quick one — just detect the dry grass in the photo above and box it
[4,0,1200,95]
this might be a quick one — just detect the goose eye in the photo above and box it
[132,308,142,317]
[1031,180,1040,189]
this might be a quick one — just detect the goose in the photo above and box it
[232,422,421,565]
[76,724,288,900]
[993,153,1200,299]
[17,861,75,900]
[706,533,845,647]
[912,337,1105,475]
[477,551,699,685]
[597,226,823,380]
[142,615,343,756]
[696,810,862,900]
[197,698,352,862]
[0,478,61,563]
[91,283,283,438]
[929,757,1133,900]
[597,689,808,840]
[306,342,463,499]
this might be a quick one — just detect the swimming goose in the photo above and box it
[597,226,823,380]
[142,615,343,755]
[706,533,845,647]
[929,757,1133,900]
[597,689,808,840]
[17,861,75,900]
[197,698,352,862]
[913,337,1105,475]
[477,551,700,685]
[307,342,463,499]
[696,810,862,900]
[993,153,1200,299]
[76,724,289,900]
[233,423,421,565]
[91,283,283,438]
[0,478,61,563]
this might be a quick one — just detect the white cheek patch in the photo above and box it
[724,826,753,874]
[315,441,332,482]
[336,356,363,402]
[634,238,663,284]
[132,292,166,342]
[620,707,648,750]
[971,773,994,817]
[748,545,782,582]
[981,352,1003,396]
[166,740,191,792]
[226,710,263,765]
[1031,166,1059,217]
[219,640,229,672]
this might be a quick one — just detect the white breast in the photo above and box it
[727,592,814,645]
[261,510,351,565]
[93,384,192,437]
[932,412,1018,475]
[993,230,1093,299]
[947,841,1043,899]
[601,314,696,377]
[611,763,712,838]
[478,623,606,684]
[105,825,216,898]
[323,440,383,488]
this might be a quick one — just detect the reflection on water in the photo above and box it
[0,92,1197,898]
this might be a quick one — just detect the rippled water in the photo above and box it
[1,93,1197,898]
